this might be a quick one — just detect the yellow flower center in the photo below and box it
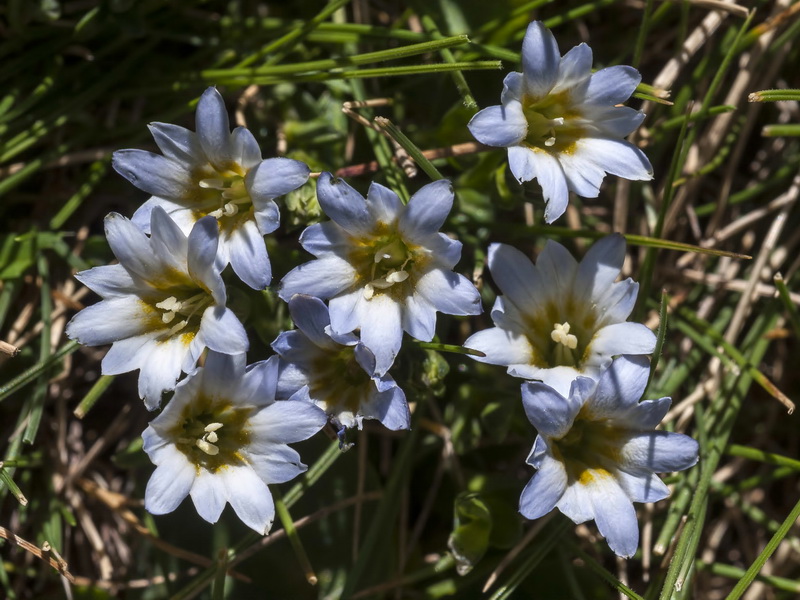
[521,90,585,154]
[170,399,253,473]
[361,236,415,300]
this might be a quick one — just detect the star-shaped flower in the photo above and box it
[464,234,655,397]
[142,351,327,534]
[280,174,482,375]
[273,294,410,432]
[519,355,699,557]
[66,207,248,409]
[113,86,310,289]
[468,21,653,223]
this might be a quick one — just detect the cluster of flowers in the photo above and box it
[66,21,698,557]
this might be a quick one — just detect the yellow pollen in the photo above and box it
[551,322,578,349]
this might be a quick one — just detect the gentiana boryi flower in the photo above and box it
[468,21,653,223]
[519,355,699,557]
[66,207,248,409]
[464,234,655,397]
[142,351,327,534]
[280,174,482,375]
[113,86,310,290]
[273,294,410,432]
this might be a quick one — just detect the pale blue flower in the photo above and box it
[280,174,482,375]
[113,87,310,290]
[142,352,327,534]
[465,234,655,397]
[273,294,410,432]
[66,207,248,409]
[468,21,653,223]
[519,355,699,558]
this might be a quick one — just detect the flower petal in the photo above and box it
[588,322,656,361]
[112,150,191,199]
[361,385,410,430]
[520,451,567,520]
[552,42,592,94]
[463,326,533,367]
[520,381,577,438]
[358,294,403,376]
[316,172,373,235]
[187,216,225,302]
[619,432,699,473]
[487,243,543,308]
[587,355,651,419]
[467,102,527,148]
[219,466,275,534]
[75,264,138,298]
[584,105,645,138]
[137,336,188,409]
[415,268,482,317]
[101,334,152,375]
[298,222,350,257]
[399,179,455,239]
[501,71,524,104]
[401,292,437,342]
[148,122,203,167]
[199,306,249,355]
[249,399,327,444]
[231,126,262,169]
[144,449,195,515]
[227,219,271,290]
[247,443,307,484]
[572,137,653,182]
[200,351,247,400]
[574,234,625,305]
[195,87,234,170]
[366,182,403,226]
[521,21,561,99]
[615,470,670,504]
[287,294,339,351]
[190,470,228,524]
[588,472,640,558]
[506,147,569,223]
[66,297,156,346]
[584,65,641,107]
[279,256,358,302]
[104,212,160,281]
[246,157,310,201]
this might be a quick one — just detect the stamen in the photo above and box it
[196,439,219,455]
[364,283,375,300]
[198,178,226,189]
[385,270,409,283]
[551,322,578,349]
[156,296,182,312]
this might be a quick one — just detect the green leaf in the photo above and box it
[448,492,493,575]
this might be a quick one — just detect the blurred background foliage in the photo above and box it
[1,0,800,598]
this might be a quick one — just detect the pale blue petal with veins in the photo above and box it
[465,234,655,397]
[142,352,327,534]
[113,87,310,290]
[280,174,482,375]
[518,356,699,558]
[468,21,652,223]
[272,294,410,431]
[66,208,248,409]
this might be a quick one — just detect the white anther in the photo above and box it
[198,178,225,189]
[196,439,219,455]
[156,296,182,312]
[363,283,375,300]
[205,422,223,432]
[205,431,219,444]
[385,270,409,283]
[551,322,578,349]
[161,311,176,324]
